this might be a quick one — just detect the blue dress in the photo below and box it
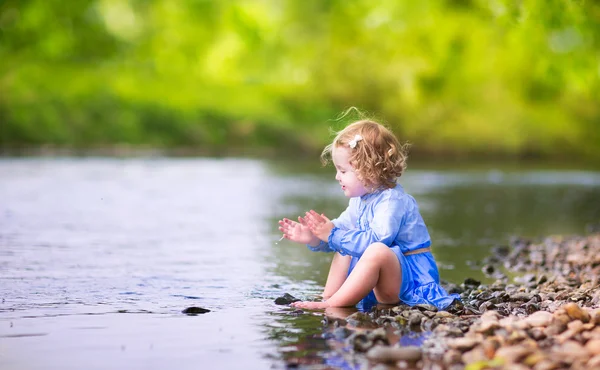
[308,184,459,310]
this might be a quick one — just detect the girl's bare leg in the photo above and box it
[326,242,401,307]
[322,252,352,299]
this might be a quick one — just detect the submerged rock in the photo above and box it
[274,293,300,305]
[182,306,210,315]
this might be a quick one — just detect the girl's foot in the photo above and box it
[290,301,330,310]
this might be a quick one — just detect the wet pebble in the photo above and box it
[317,233,600,370]
[182,307,210,315]
[366,345,422,363]
[274,293,300,305]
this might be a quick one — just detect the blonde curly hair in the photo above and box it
[321,120,409,190]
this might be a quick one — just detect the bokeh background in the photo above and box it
[2,3,600,369]
[1,0,599,160]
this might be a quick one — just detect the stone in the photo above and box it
[585,339,600,355]
[366,345,422,363]
[563,302,590,323]
[494,345,531,364]
[182,306,210,315]
[525,311,553,327]
[274,293,300,305]
[447,337,478,351]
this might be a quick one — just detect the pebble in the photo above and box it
[274,293,300,305]
[318,233,600,369]
[181,306,210,314]
[366,345,422,363]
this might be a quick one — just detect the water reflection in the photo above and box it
[263,310,329,367]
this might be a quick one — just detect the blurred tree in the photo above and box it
[0,0,598,159]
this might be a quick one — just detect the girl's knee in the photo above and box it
[364,242,394,257]
[366,242,388,250]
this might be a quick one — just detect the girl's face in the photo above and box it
[332,146,368,198]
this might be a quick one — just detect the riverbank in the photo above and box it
[296,232,600,369]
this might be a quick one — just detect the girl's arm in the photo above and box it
[328,196,407,257]
[301,199,357,252]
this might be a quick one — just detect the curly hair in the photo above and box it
[321,120,409,190]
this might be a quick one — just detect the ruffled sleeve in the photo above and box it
[305,198,357,253]
[306,240,334,253]
[331,199,357,230]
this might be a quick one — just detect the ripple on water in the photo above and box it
[0,158,599,370]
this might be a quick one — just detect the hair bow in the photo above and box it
[349,134,363,149]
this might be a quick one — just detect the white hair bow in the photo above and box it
[349,134,363,149]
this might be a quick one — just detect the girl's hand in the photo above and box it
[278,217,319,245]
[303,210,334,242]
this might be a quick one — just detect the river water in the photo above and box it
[1,157,599,369]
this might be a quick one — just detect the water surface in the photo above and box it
[1,157,599,369]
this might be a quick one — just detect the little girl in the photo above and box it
[278,119,460,310]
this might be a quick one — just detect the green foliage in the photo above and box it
[0,0,599,159]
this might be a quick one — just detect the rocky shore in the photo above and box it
[307,232,600,369]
